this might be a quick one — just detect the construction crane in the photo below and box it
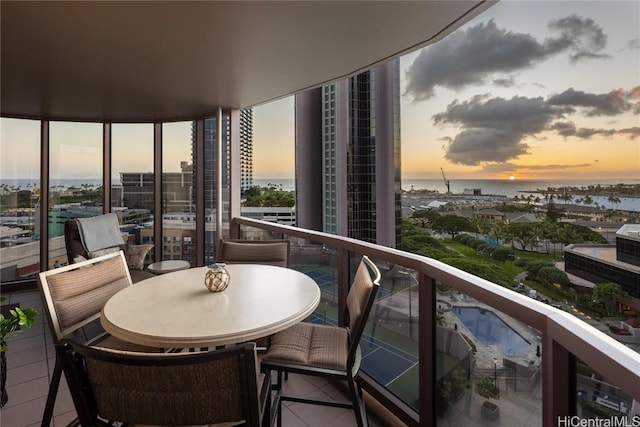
[441,167,451,194]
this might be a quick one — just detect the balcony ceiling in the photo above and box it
[1,1,493,123]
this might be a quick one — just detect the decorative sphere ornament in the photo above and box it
[204,263,230,292]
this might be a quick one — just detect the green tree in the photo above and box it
[504,222,539,251]
[475,376,500,402]
[537,266,571,287]
[545,198,563,222]
[242,185,294,207]
[470,216,491,239]
[431,215,473,239]
[411,209,441,227]
[491,247,515,263]
[592,282,629,315]
[607,194,621,210]
[525,260,554,280]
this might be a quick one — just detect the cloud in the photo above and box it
[547,15,609,62]
[480,162,591,173]
[405,16,609,101]
[493,77,516,88]
[617,127,640,139]
[433,88,640,166]
[551,122,617,139]
[628,38,640,50]
[434,95,565,165]
[547,88,635,116]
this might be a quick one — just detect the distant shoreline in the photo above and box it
[2,178,639,211]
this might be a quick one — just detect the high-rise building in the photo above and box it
[239,109,254,192]
[191,109,254,209]
[295,60,401,247]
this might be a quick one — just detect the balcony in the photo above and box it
[4,216,636,426]
[1,2,638,426]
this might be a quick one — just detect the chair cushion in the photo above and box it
[46,255,131,334]
[264,322,348,371]
[89,246,122,258]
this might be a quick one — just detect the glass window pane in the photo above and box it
[0,118,41,285]
[49,122,102,269]
[162,122,193,264]
[112,123,154,266]
[575,358,632,420]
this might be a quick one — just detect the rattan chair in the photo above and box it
[260,255,381,427]
[58,339,270,427]
[216,238,290,267]
[37,251,161,427]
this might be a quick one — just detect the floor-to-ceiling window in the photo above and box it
[48,122,103,269]
[112,123,155,264]
[0,118,41,283]
[0,114,243,289]
[163,122,195,264]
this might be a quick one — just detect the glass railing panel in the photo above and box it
[237,224,278,241]
[436,286,542,426]
[358,256,421,411]
[575,358,637,423]
[290,238,339,326]
[49,121,103,268]
[0,118,41,285]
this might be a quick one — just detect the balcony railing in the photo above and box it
[232,216,640,427]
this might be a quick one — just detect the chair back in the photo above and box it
[59,339,263,426]
[345,255,381,368]
[37,251,133,342]
[217,238,290,267]
[64,214,126,264]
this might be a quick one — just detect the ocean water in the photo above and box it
[3,178,638,211]
[254,178,639,211]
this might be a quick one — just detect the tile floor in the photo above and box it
[1,290,389,427]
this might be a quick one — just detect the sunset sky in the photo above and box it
[1,1,638,183]
[252,0,640,181]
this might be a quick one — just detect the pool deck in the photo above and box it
[442,293,542,371]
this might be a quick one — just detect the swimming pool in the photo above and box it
[453,306,531,356]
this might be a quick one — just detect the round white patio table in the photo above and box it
[147,260,191,274]
[101,264,321,349]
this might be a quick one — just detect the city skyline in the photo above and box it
[1,1,639,182]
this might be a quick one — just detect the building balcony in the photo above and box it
[1,2,638,425]
[4,217,637,426]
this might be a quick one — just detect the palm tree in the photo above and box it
[559,190,572,204]
[607,194,621,210]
